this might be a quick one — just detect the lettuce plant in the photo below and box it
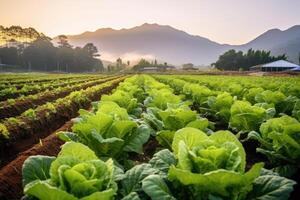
[142,103,209,149]
[247,115,300,174]
[58,101,150,159]
[229,100,275,132]
[141,128,295,200]
[168,127,262,199]
[22,142,117,200]
[207,92,233,123]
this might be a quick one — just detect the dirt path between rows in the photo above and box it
[0,121,71,200]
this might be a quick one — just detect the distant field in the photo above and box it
[0,73,299,199]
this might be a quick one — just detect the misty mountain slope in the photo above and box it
[58,23,230,65]
[239,25,300,61]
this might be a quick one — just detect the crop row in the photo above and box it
[154,75,300,176]
[0,76,120,120]
[0,75,106,101]
[0,75,100,90]
[0,76,126,166]
[0,73,96,85]
[20,75,296,200]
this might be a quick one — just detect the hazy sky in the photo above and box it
[1,0,300,45]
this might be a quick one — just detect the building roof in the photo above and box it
[260,60,299,68]
[290,66,300,71]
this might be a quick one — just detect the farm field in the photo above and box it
[0,74,300,200]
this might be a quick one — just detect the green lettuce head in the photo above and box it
[23,142,117,200]
[168,127,263,199]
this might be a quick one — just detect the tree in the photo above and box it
[132,59,151,71]
[83,43,99,58]
[213,49,287,71]
[57,35,72,48]
[116,58,122,69]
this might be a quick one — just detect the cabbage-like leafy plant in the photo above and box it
[22,142,117,200]
[140,128,295,200]
[207,92,233,123]
[247,115,300,175]
[142,103,209,149]
[229,100,275,132]
[168,127,262,199]
[58,101,150,159]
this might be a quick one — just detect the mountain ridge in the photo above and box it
[58,23,300,65]
[1,24,299,66]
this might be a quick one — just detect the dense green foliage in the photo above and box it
[0,36,103,72]
[213,49,287,71]
[19,74,298,200]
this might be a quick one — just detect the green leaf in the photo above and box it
[121,164,158,195]
[105,120,137,139]
[210,130,246,172]
[172,127,208,155]
[80,189,115,200]
[57,131,80,142]
[123,124,151,153]
[24,180,77,200]
[186,118,209,131]
[168,163,263,198]
[142,175,176,200]
[156,130,175,149]
[246,174,296,200]
[22,155,55,186]
[149,149,176,174]
[57,142,98,161]
[121,192,141,200]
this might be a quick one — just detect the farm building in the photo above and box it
[290,66,300,72]
[250,60,300,72]
[136,65,176,72]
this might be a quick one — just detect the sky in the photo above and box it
[1,0,300,45]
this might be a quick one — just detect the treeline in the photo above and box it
[213,49,287,71]
[0,35,103,72]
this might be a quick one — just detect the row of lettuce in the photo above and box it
[0,75,105,101]
[21,75,296,200]
[154,75,300,175]
[0,76,119,120]
[0,77,124,142]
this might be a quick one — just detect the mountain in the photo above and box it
[55,23,231,66]
[2,24,300,66]
[0,25,45,47]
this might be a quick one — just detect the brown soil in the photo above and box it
[0,121,71,200]
[0,76,119,120]
[0,78,124,168]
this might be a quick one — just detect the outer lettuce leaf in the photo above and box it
[24,180,77,200]
[22,155,55,186]
[149,149,176,174]
[120,164,159,196]
[168,163,263,199]
[123,124,151,153]
[246,172,296,200]
[142,175,176,200]
[172,127,209,155]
